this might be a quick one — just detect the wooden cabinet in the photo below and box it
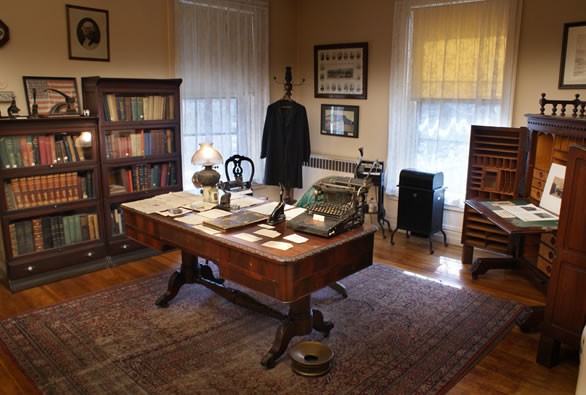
[537,145,586,367]
[81,77,183,262]
[461,125,528,263]
[0,117,107,291]
[462,112,586,285]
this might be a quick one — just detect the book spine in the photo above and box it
[8,223,18,256]
[32,218,44,252]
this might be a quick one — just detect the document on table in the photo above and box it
[501,204,558,222]
[254,228,281,238]
[174,213,205,225]
[262,241,293,250]
[233,233,263,242]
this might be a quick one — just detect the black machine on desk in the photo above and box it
[287,175,373,238]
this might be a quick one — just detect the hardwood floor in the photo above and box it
[0,231,580,394]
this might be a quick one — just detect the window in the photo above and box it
[386,0,521,207]
[175,0,269,187]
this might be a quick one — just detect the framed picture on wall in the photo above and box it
[320,104,359,138]
[22,76,81,117]
[559,21,586,89]
[314,42,368,99]
[66,4,110,62]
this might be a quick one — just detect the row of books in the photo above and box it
[4,171,94,210]
[9,213,100,257]
[105,129,175,159]
[109,162,177,194]
[102,94,175,122]
[0,134,87,169]
[111,206,126,235]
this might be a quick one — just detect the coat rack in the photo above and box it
[273,66,305,99]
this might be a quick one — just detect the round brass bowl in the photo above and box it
[289,341,334,377]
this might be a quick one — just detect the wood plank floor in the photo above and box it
[0,231,580,394]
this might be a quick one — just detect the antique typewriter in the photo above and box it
[287,175,372,238]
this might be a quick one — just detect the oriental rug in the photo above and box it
[0,264,524,394]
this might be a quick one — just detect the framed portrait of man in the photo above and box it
[66,4,110,62]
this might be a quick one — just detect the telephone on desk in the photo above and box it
[287,176,372,238]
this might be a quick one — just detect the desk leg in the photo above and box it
[261,296,334,369]
[470,257,517,279]
[156,251,197,307]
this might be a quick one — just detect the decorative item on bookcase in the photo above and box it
[191,143,223,203]
[23,76,81,117]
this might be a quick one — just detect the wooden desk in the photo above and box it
[121,206,377,368]
[465,199,557,280]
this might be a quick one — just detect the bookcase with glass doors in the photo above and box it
[0,116,107,291]
[81,77,183,263]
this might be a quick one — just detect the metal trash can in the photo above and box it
[390,169,447,254]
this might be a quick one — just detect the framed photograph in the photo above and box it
[66,4,110,62]
[314,42,368,99]
[559,21,586,89]
[22,76,81,117]
[540,163,566,216]
[320,104,359,138]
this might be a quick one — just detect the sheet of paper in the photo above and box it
[283,234,308,243]
[262,241,293,250]
[198,209,233,219]
[194,224,221,235]
[501,204,558,222]
[174,213,205,225]
[233,233,263,242]
[254,229,281,238]
[285,207,306,220]
[493,209,516,219]
[230,195,266,208]
[245,201,296,215]
[257,223,275,229]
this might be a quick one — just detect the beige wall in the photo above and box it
[269,0,586,162]
[0,0,173,116]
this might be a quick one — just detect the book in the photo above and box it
[5,137,17,168]
[0,137,10,168]
[32,218,44,252]
[79,214,90,241]
[4,183,15,210]
[8,223,18,256]
[41,217,53,249]
[202,210,268,231]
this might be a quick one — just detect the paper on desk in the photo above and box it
[174,213,205,225]
[257,223,275,229]
[198,209,233,219]
[230,195,266,208]
[245,201,295,215]
[285,207,306,220]
[501,204,558,222]
[493,209,516,219]
[254,229,281,238]
[284,234,308,243]
[262,241,293,250]
[194,224,221,235]
[122,197,173,214]
[233,233,263,242]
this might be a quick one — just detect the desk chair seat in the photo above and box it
[224,154,255,193]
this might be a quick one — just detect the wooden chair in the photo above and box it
[223,154,255,192]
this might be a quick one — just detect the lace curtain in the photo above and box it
[386,0,522,207]
[175,0,269,187]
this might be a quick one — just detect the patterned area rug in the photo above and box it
[0,264,524,394]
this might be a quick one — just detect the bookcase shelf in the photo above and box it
[0,116,107,291]
[82,76,183,259]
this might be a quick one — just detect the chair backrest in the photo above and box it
[224,154,255,189]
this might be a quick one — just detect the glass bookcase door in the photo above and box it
[4,170,97,211]
[107,162,178,196]
[105,128,176,159]
[8,207,101,258]
[102,94,176,122]
[0,131,95,169]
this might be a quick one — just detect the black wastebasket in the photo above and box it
[390,169,447,254]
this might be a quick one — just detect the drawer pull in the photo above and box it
[87,251,94,257]
[26,265,35,272]
[548,251,556,260]
[122,244,130,249]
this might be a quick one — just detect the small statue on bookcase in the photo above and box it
[7,96,19,118]
[29,88,39,118]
